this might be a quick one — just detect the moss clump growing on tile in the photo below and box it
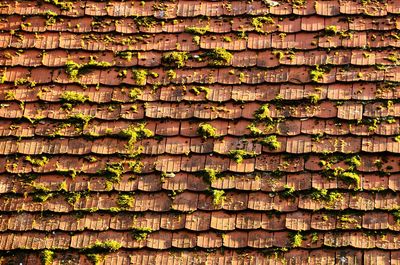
[207,48,233,66]
[65,57,111,81]
[310,65,326,82]
[211,189,225,206]
[103,163,124,183]
[86,240,122,253]
[190,86,211,97]
[33,192,53,202]
[132,69,148,86]
[41,249,54,265]
[120,123,154,149]
[251,16,274,33]
[254,104,273,122]
[325,25,338,35]
[117,51,134,61]
[292,0,306,6]
[60,91,88,103]
[197,123,218,139]
[117,194,134,209]
[202,168,220,184]
[25,156,49,167]
[308,93,320,104]
[184,25,209,35]
[228,150,257,164]
[132,227,153,241]
[166,69,177,80]
[162,52,189,68]
[291,232,303,248]
[259,135,281,150]
[311,188,342,204]
[129,87,142,100]
[44,0,73,11]
[68,113,93,129]
[87,254,103,265]
[247,123,265,136]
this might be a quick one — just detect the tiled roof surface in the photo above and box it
[0,0,400,263]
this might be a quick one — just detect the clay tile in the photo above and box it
[169,231,196,249]
[185,211,211,231]
[286,211,311,231]
[146,231,173,250]
[247,230,273,248]
[197,232,222,248]
[171,192,198,212]
[223,231,248,248]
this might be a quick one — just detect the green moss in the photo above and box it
[340,171,360,188]
[68,113,93,129]
[166,69,177,79]
[128,87,142,101]
[117,194,134,209]
[207,48,233,66]
[41,249,54,265]
[325,25,338,35]
[190,86,211,97]
[308,93,320,104]
[67,192,81,205]
[120,123,154,149]
[132,227,153,241]
[33,192,53,202]
[103,163,124,183]
[134,16,156,28]
[117,51,134,61]
[44,0,73,11]
[85,240,122,253]
[291,232,303,248]
[386,53,399,64]
[197,123,218,139]
[0,69,6,84]
[292,0,306,7]
[251,16,274,33]
[5,91,15,100]
[310,65,326,82]
[282,185,295,197]
[394,135,400,142]
[58,181,68,192]
[228,150,257,164]
[311,232,319,243]
[184,25,209,35]
[345,155,362,169]
[254,104,273,122]
[65,57,111,80]
[223,36,232,42]
[162,52,189,68]
[272,50,284,60]
[247,123,264,136]
[259,135,281,150]
[392,210,400,224]
[87,254,103,265]
[192,35,201,45]
[60,91,88,103]
[211,189,225,206]
[202,168,220,184]
[311,188,342,204]
[132,69,147,86]
[25,156,49,167]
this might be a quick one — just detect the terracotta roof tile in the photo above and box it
[0,0,398,259]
